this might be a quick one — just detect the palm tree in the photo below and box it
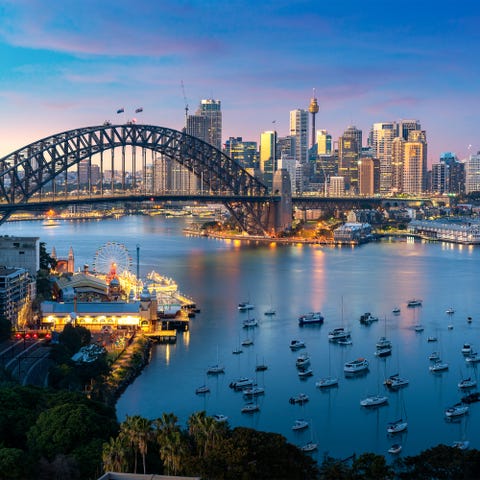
[187,411,226,457]
[120,415,152,473]
[135,416,153,474]
[154,413,184,475]
[102,436,129,473]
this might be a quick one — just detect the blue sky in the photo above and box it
[0,0,478,163]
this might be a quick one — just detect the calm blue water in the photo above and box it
[3,216,480,460]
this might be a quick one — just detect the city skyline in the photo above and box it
[0,0,479,163]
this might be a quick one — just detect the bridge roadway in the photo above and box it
[0,192,432,214]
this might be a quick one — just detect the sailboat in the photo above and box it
[300,420,318,453]
[316,341,339,388]
[375,316,392,357]
[387,392,408,434]
[232,335,243,354]
[328,296,351,342]
[255,355,268,372]
[264,295,276,316]
[206,346,225,374]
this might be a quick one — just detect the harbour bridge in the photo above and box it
[0,123,435,233]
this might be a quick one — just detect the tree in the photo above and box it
[351,452,394,479]
[0,447,29,479]
[39,242,56,271]
[0,312,12,341]
[154,413,184,475]
[102,436,129,473]
[119,415,152,473]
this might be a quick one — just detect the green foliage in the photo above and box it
[0,447,29,479]
[39,242,56,272]
[58,324,91,355]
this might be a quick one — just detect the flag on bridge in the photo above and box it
[135,107,143,113]
[116,107,125,114]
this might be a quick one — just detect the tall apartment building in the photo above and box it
[328,176,345,196]
[289,109,308,164]
[196,99,222,150]
[391,137,405,194]
[403,130,427,195]
[370,122,397,194]
[465,153,480,194]
[431,163,448,194]
[398,119,421,141]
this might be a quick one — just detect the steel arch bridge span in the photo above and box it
[0,123,273,233]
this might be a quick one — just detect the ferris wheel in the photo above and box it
[92,242,133,276]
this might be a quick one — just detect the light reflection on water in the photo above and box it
[2,216,479,460]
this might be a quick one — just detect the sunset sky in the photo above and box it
[0,0,479,163]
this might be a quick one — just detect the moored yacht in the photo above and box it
[316,376,339,388]
[392,307,401,315]
[206,364,225,375]
[298,312,324,326]
[329,327,351,341]
[429,360,449,372]
[298,368,313,378]
[384,374,409,389]
[387,419,408,434]
[242,317,258,328]
[295,353,311,368]
[300,441,318,453]
[292,419,309,431]
[465,352,480,364]
[388,444,402,455]
[229,377,254,390]
[195,384,210,394]
[241,402,260,414]
[462,343,473,355]
[289,393,309,404]
[242,386,265,397]
[445,403,469,418]
[458,377,477,390]
[213,414,228,422]
[344,357,369,373]
[360,394,388,407]
[289,339,306,351]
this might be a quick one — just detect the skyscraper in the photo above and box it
[316,130,332,155]
[465,153,480,194]
[289,109,308,164]
[338,126,362,193]
[308,92,319,148]
[260,131,277,190]
[403,130,427,194]
[370,122,396,194]
[398,119,421,141]
[196,99,222,149]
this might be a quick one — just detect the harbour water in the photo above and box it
[3,215,480,460]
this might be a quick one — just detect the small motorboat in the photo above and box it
[465,352,480,364]
[241,338,254,347]
[241,402,260,414]
[206,364,225,375]
[242,386,265,398]
[300,441,318,453]
[448,324,454,330]
[195,385,210,395]
[360,395,388,407]
[446,307,455,314]
[414,324,424,332]
[384,374,409,389]
[329,327,351,341]
[429,351,440,361]
[445,403,469,418]
[359,312,379,325]
[337,338,353,346]
[292,419,309,431]
[255,362,268,372]
[213,414,228,422]
[429,360,449,372]
[387,419,408,434]
[458,377,477,390]
[229,377,254,390]
[467,316,473,323]
[264,308,276,316]
[427,336,437,342]
[296,353,311,368]
[298,368,313,379]
[375,346,392,357]
[388,444,402,455]
[462,343,473,355]
[316,376,339,389]
[392,307,401,315]
[289,393,309,404]
[289,339,306,351]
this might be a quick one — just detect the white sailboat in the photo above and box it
[206,346,225,374]
[264,295,276,316]
[316,341,339,389]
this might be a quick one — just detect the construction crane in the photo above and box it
[181,80,189,126]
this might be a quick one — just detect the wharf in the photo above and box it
[144,330,177,343]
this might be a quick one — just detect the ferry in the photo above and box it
[407,299,422,307]
[298,312,324,326]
